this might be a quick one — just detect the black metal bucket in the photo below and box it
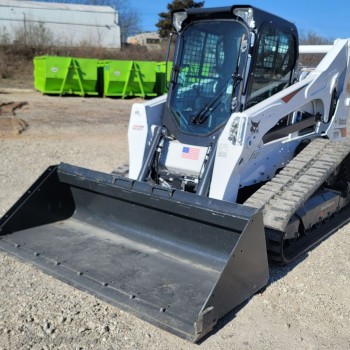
[0,163,269,342]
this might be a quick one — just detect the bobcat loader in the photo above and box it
[1,5,350,342]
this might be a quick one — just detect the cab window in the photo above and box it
[247,26,296,108]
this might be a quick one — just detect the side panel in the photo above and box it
[128,95,166,179]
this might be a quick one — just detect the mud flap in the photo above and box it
[0,163,269,342]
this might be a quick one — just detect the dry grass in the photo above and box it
[0,43,168,89]
[0,35,329,89]
[0,47,34,88]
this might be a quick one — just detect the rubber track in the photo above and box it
[244,138,350,232]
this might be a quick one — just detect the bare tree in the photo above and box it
[113,0,141,44]
[299,31,333,67]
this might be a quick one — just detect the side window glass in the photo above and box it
[247,26,295,108]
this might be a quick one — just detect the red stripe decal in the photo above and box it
[281,86,305,103]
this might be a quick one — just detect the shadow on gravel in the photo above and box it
[197,256,305,344]
[198,225,343,344]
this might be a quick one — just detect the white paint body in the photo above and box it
[128,40,350,202]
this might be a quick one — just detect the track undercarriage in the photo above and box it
[245,138,350,263]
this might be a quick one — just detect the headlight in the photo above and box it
[228,117,240,144]
[233,7,255,29]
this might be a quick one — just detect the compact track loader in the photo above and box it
[1,5,350,342]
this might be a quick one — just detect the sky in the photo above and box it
[129,0,350,39]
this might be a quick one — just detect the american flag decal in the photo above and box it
[181,146,200,160]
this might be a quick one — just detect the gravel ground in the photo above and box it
[0,89,350,349]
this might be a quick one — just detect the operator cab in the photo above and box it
[146,6,298,192]
[163,5,299,146]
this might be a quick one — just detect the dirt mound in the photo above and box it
[0,101,28,136]
[0,117,28,136]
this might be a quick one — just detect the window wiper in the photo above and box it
[191,75,242,125]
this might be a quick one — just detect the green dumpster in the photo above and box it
[34,56,71,94]
[103,60,158,99]
[155,61,173,95]
[33,56,98,96]
[132,61,157,98]
[70,58,99,96]
[102,60,134,98]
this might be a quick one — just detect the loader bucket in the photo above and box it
[0,163,269,342]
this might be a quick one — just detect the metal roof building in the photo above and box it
[0,0,121,48]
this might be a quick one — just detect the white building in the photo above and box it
[0,0,121,48]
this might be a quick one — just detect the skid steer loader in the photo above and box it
[1,5,350,342]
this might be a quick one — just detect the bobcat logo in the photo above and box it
[250,120,260,134]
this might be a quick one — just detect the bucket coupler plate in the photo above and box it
[0,163,269,341]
